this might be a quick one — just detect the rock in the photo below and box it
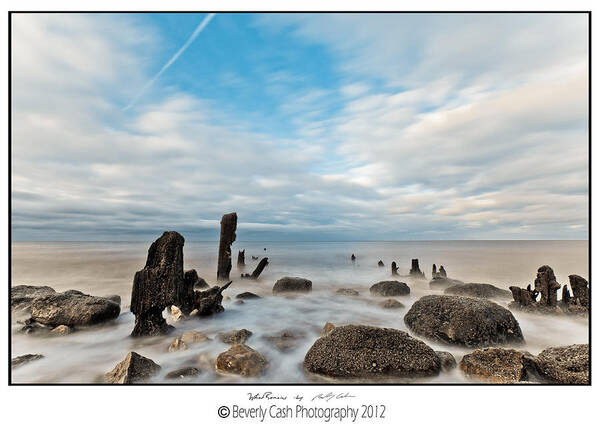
[321,322,336,336]
[391,261,399,276]
[404,295,524,347]
[436,351,456,371]
[12,354,44,369]
[165,366,201,380]
[11,285,56,311]
[217,212,237,281]
[50,325,72,336]
[181,330,211,345]
[303,325,441,379]
[189,309,198,317]
[18,319,51,335]
[429,277,463,290]
[216,344,269,377]
[218,329,253,345]
[460,348,533,383]
[336,288,359,296]
[534,265,560,307]
[273,277,312,294]
[234,300,244,305]
[568,274,589,308]
[168,338,187,352]
[236,292,261,299]
[380,299,404,309]
[104,295,121,306]
[535,344,589,384]
[105,352,161,384]
[130,231,184,336]
[369,280,410,296]
[444,283,511,300]
[170,305,184,322]
[409,259,425,279]
[378,260,384,267]
[31,292,120,327]
[264,330,306,352]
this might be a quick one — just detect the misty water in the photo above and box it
[11,240,589,383]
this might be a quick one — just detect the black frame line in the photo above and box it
[7,10,592,387]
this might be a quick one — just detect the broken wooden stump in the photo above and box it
[237,249,245,267]
[130,231,184,337]
[391,261,399,276]
[193,281,232,316]
[409,259,425,279]
[241,257,269,280]
[217,212,237,281]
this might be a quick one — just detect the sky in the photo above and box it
[11,13,589,241]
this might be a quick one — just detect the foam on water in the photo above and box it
[10,240,589,383]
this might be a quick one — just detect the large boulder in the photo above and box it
[460,348,535,383]
[535,344,589,384]
[429,277,463,290]
[444,283,511,300]
[273,277,312,294]
[369,281,410,296]
[30,292,120,327]
[130,231,185,336]
[215,344,268,377]
[105,352,161,384]
[11,285,56,311]
[404,295,524,347]
[303,324,441,379]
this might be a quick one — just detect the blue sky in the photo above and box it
[11,13,589,241]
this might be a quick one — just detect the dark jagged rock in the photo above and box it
[273,277,312,294]
[11,285,56,311]
[370,280,410,296]
[236,292,261,299]
[459,348,535,383]
[380,299,404,309]
[391,261,399,276]
[410,259,425,279]
[336,288,360,296]
[561,285,571,305]
[404,295,524,347]
[568,275,589,309]
[535,265,560,307]
[432,264,437,278]
[445,283,512,300]
[193,281,232,317]
[303,325,441,379]
[216,344,269,377]
[263,329,306,352]
[378,260,384,267]
[429,277,463,290]
[535,344,589,384]
[436,351,457,371]
[105,352,161,384]
[165,366,201,379]
[241,257,269,280]
[31,292,120,327]
[237,249,245,267]
[130,231,184,336]
[12,354,44,369]
[217,212,237,281]
[218,329,253,344]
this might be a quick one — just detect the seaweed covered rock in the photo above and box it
[459,348,535,383]
[303,325,441,379]
[370,281,410,296]
[404,295,524,347]
[11,285,56,311]
[105,352,161,384]
[130,231,184,336]
[31,292,120,327]
[444,283,511,300]
[215,344,268,377]
[535,344,589,384]
[273,277,312,294]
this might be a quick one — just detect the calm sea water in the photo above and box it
[10,240,589,383]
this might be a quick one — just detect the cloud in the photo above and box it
[11,13,589,241]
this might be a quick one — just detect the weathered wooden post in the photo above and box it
[217,212,237,281]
